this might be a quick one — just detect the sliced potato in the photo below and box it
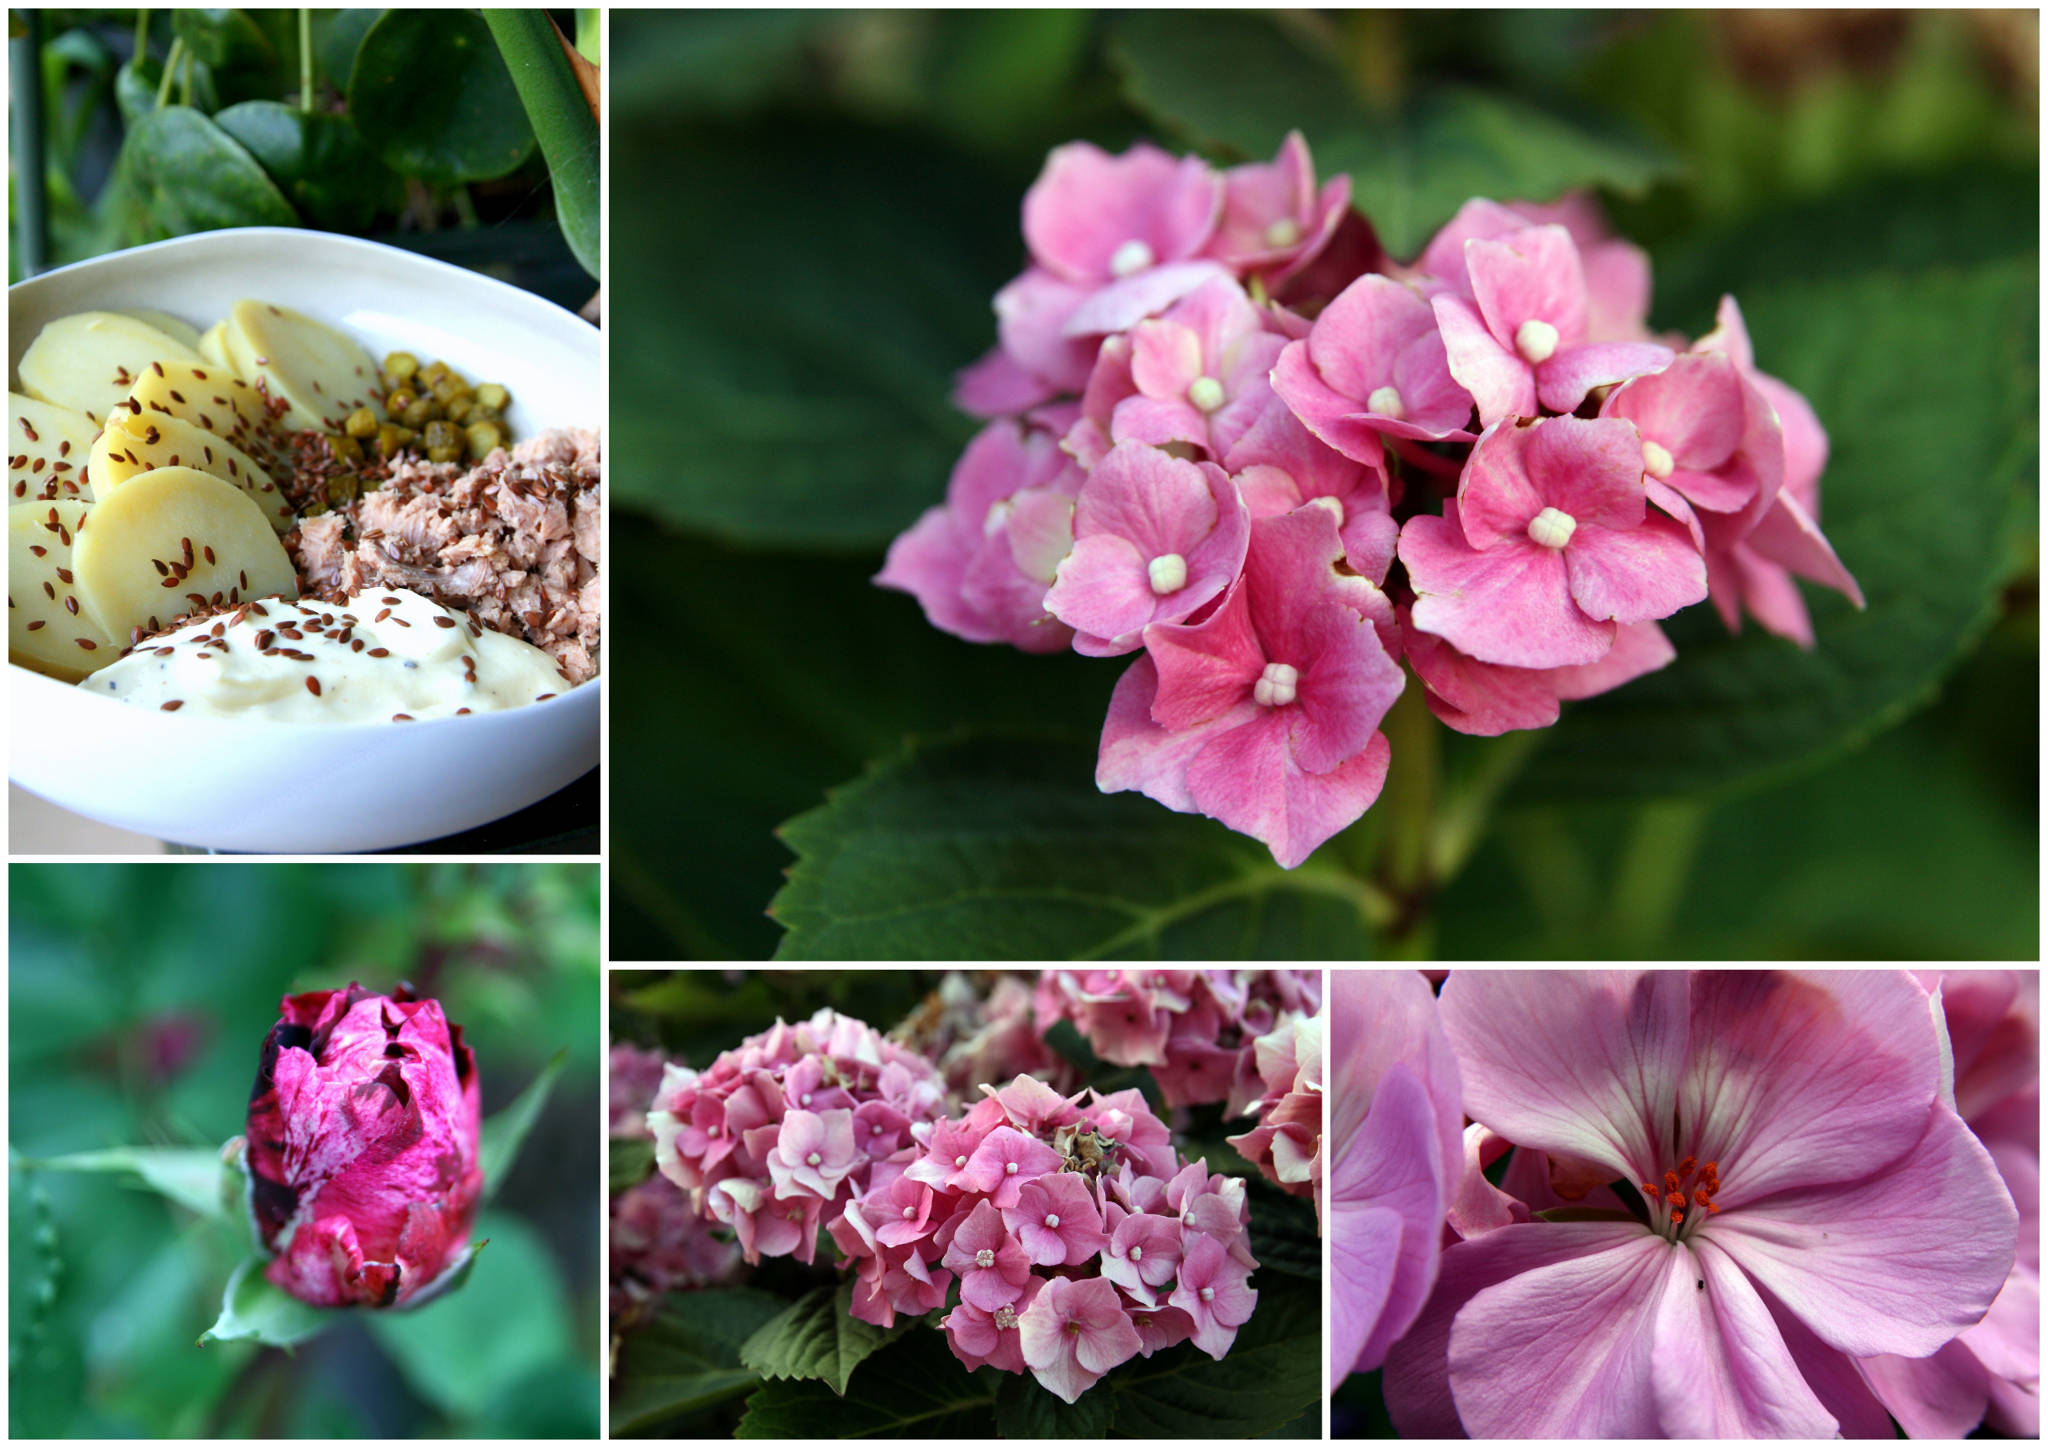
[224,299,384,435]
[197,321,235,371]
[116,308,205,353]
[121,360,277,469]
[71,466,297,641]
[10,500,115,681]
[8,392,98,505]
[16,311,204,424]
[88,411,292,533]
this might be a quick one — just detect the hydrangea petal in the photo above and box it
[1563,513,1708,625]
[1403,513,1616,669]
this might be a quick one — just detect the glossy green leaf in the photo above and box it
[22,1145,228,1219]
[171,9,279,72]
[199,1256,330,1349]
[609,119,1021,549]
[482,8,600,277]
[611,1136,655,1195]
[349,9,536,185]
[212,100,404,230]
[995,1372,1114,1437]
[477,1048,565,1205]
[1109,1276,1321,1436]
[314,8,382,92]
[612,1288,786,1436]
[1519,256,2037,803]
[770,732,1382,960]
[1243,1185,1321,1279]
[1111,10,1675,257]
[739,1281,912,1395]
[108,105,299,242]
[734,1330,997,1438]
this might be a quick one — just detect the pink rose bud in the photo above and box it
[245,983,482,1308]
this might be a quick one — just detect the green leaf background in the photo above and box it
[610,9,2036,961]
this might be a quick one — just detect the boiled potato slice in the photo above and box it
[16,311,204,423]
[197,321,235,371]
[88,411,292,533]
[72,466,297,641]
[8,393,98,505]
[121,360,277,470]
[116,309,204,353]
[224,299,384,435]
[9,500,115,681]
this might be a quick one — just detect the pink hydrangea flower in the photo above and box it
[244,983,482,1310]
[1226,1011,1324,1219]
[1411,196,1654,344]
[943,1276,1043,1374]
[1401,418,1707,669]
[1019,1274,1144,1404]
[1100,1209,1185,1305]
[1271,273,1475,456]
[940,1198,1035,1310]
[1023,141,1221,287]
[1401,604,1676,736]
[1202,130,1351,283]
[875,418,1079,653]
[1099,508,1405,869]
[960,1124,1067,1207]
[1384,971,2018,1438]
[1226,396,1398,585]
[1170,1233,1259,1359]
[1111,278,1287,459]
[1003,1172,1108,1266]
[1044,441,1250,656]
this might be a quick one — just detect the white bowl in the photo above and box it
[9,228,601,853]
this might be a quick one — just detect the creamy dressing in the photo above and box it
[83,586,572,721]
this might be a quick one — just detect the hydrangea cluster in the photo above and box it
[879,134,1864,868]
[896,972,1080,1103]
[645,1009,948,1264]
[830,1074,1259,1403]
[1224,1010,1324,1221]
[610,1045,740,1333]
[1033,968,1321,1110]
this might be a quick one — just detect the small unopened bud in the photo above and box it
[1110,239,1155,278]
[806,1151,822,1166]
[1129,1245,1144,1262]
[1188,376,1226,413]
[1642,440,1675,479]
[1264,217,1301,248]
[1527,507,1577,550]
[1044,1213,1061,1229]
[1147,553,1189,595]
[1253,661,1299,708]
[975,1248,995,1268]
[1004,1161,1019,1176]
[1199,1285,1215,1302]
[1367,385,1405,419]
[1515,319,1560,364]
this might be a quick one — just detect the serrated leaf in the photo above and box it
[1109,1276,1321,1436]
[996,1371,1114,1437]
[198,1257,330,1349]
[611,1136,656,1195]
[477,1048,564,1205]
[1243,1185,1322,1279]
[1110,11,1675,256]
[739,1282,911,1396]
[26,1145,228,1219]
[770,732,1383,960]
[734,1330,998,1438]
[1520,257,2037,803]
[612,1287,787,1436]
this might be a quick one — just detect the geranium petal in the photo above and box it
[1649,1237,1838,1437]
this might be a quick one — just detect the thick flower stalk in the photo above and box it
[830,1074,1259,1403]
[645,1009,948,1264]
[243,982,482,1309]
[1032,967,1321,1108]
[1382,970,2017,1438]
[878,136,1863,869]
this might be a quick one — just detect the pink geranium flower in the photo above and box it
[1044,441,1250,656]
[1202,130,1350,283]
[1330,970,1464,1380]
[1430,223,1672,425]
[1384,970,2018,1438]
[1401,418,1706,669]
[1018,1274,1144,1403]
[1098,507,1405,869]
[1112,277,1286,459]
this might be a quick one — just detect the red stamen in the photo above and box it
[1671,1209,1684,1225]
[1663,1171,1681,1193]
[1705,1202,1719,1213]
[1640,1182,1659,1195]
[1667,1191,1687,1208]
[1678,1156,1696,1176]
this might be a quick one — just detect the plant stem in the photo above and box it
[449,184,479,228]
[177,44,192,107]
[1373,673,1440,956]
[1606,799,1708,954]
[298,9,313,112]
[153,38,182,109]
[133,9,149,62]
[481,7,601,278]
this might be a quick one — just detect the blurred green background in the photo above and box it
[611,9,2037,962]
[8,862,602,1438]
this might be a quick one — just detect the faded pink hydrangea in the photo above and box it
[244,983,482,1309]
[888,129,1860,864]
[1226,1010,1324,1221]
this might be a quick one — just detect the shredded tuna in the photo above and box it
[288,428,601,681]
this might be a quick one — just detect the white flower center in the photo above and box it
[954,1154,968,1167]
[1147,552,1188,595]
[1199,1285,1215,1302]
[1527,507,1577,550]
[982,499,1011,538]
[1044,1213,1061,1229]
[1642,439,1675,479]
[871,1123,883,1135]
[1188,375,1226,413]
[901,1205,917,1219]
[1128,1245,1144,1262]
[1515,319,1560,364]
[800,1092,812,1105]
[1264,217,1301,248]
[976,1248,995,1268]
[1004,1161,1019,1176]
[1367,385,1405,419]
[806,1151,822,1166]
[1253,661,1299,708]
[994,1306,1018,1330]
[1110,239,1155,277]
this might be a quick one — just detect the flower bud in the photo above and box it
[244,983,481,1308]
